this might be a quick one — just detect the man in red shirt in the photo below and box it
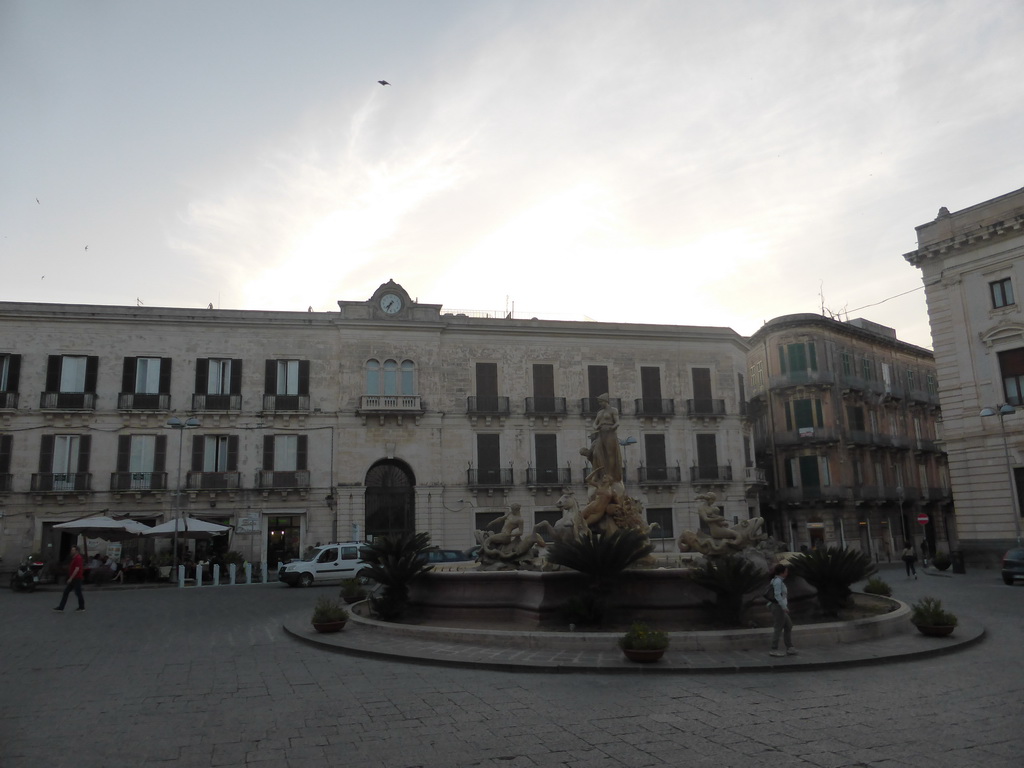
[54,545,85,612]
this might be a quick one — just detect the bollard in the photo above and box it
[229,563,236,585]
[213,564,221,586]
[261,562,268,584]
[177,564,186,588]
[244,562,252,584]
[197,565,204,587]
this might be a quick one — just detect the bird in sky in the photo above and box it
[378,80,390,86]
[84,245,88,251]
[35,198,40,204]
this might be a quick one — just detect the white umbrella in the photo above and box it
[143,516,231,539]
[54,515,151,541]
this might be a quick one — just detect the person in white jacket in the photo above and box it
[769,564,797,657]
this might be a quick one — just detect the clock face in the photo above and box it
[379,293,403,314]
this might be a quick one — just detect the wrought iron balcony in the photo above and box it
[31,472,92,492]
[118,392,170,410]
[634,398,675,417]
[923,486,952,501]
[637,466,682,484]
[525,397,567,416]
[192,393,242,411]
[263,394,311,411]
[778,486,852,503]
[526,467,571,487]
[889,435,912,450]
[686,399,726,417]
[774,428,840,446]
[0,473,11,492]
[845,430,875,447]
[110,471,168,492]
[467,467,513,488]
[256,470,310,490]
[907,388,940,406]
[744,466,766,484]
[40,392,96,410]
[769,370,836,389]
[915,438,939,453]
[466,396,510,416]
[689,465,733,483]
[187,471,242,490]
[580,397,622,416]
[0,392,19,409]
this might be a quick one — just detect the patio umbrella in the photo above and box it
[143,516,231,539]
[54,515,151,541]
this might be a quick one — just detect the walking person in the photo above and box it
[54,545,86,612]
[768,563,797,657]
[901,542,918,579]
[920,538,930,568]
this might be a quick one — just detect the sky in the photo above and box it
[3,0,1024,350]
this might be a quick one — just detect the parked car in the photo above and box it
[1001,547,1024,585]
[278,542,368,587]
[419,548,474,564]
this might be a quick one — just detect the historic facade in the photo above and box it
[0,280,761,567]
[905,187,1024,565]
[746,314,949,560]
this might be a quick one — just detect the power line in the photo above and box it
[845,285,924,314]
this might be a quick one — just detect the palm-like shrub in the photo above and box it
[689,555,768,626]
[862,576,892,597]
[790,546,876,616]
[910,596,958,627]
[360,531,434,620]
[548,529,655,626]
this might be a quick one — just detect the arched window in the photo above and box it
[365,359,380,394]
[400,360,415,395]
[366,359,416,395]
[382,359,398,395]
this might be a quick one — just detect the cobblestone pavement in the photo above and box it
[2,564,1021,768]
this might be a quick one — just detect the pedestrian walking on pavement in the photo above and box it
[768,564,797,657]
[901,542,918,579]
[54,545,85,612]
[920,539,930,567]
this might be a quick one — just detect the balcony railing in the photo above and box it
[192,393,242,411]
[845,429,875,447]
[744,466,766,484]
[686,399,726,417]
[0,473,11,492]
[778,486,851,503]
[118,392,170,410]
[637,466,682,484]
[774,428,840,446]
[526,467,572,487]
[634,398,675,417]
[466,396,510,416]
[263,393,311,411]
[31,472,92,492]
[525,397,567,416]
[256,470,310,490]
[0,391,19,409]
[689,465,733,483]
[110,471,168,492]
[915,438,939,453]
[907,388,940,406]
[580,397,622,416]
[889,436,911,450]
[40,392,96,410]
[923,486,952,501]
[467,467,513,488]
[769,370,835,389]
[187,471,242,490]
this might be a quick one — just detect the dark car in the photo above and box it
[420,548,473,564]
[1001,547,1024,585]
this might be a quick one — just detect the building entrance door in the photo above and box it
[365,460,415,539]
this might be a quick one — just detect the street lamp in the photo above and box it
[166,417,201,570]
[980,404,1023,546]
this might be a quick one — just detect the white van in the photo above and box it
[278,542,368,587]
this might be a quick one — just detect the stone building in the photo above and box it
[0,280,761,568]
[746,313,949,560]
[904,187,1024,565]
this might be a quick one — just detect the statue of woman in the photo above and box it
[585,394,623,483]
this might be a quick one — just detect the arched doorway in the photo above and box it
[364,460,416,539]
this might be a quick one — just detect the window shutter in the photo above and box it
[475,362,498,398]
[154,435,167,472]
[159,358,172,394]
[77,435,91,472]
[227,435,239,471]
[477,433,500,470]
[532,364,554,399]
[808,343,818,371]
[262,435,274,470]
[191,435,204,472]
[230,359,243,394]
[640,366,662,400]
[692,368,712,401]
[534,434,557,470]
[195,358,209,393]
[696,434,717,468]
[39,434,54,472]
[587,365,609,399]
[265,359,277,394]
[298,360,310,395]
[121,358,136,393]
[116,435,131,472]
[0,434,12,473]
[815,399,824,427]
[778,346,787,374]
[644,434,667,468]
[45,356,61,392]
[4,355,20,392]
[84,356,99,393]
[296,434,308,470]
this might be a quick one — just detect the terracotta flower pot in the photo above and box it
[914,624,955,637]
[312,620,347,634]
[622,648,666,663]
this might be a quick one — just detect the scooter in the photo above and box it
[10,557,44,592]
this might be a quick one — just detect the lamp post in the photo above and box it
[980,404,1023,546]
[166,417,201,570]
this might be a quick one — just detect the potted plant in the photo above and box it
[339,578,367,604]
[862,577,892,596]
[311,596,349,633]
[617,622,669,662]
[932,551,952,571]
[910,596,958,637]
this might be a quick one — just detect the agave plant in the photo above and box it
[688,555,768,626]
[360,531,434,620]
[790,546,876,616]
